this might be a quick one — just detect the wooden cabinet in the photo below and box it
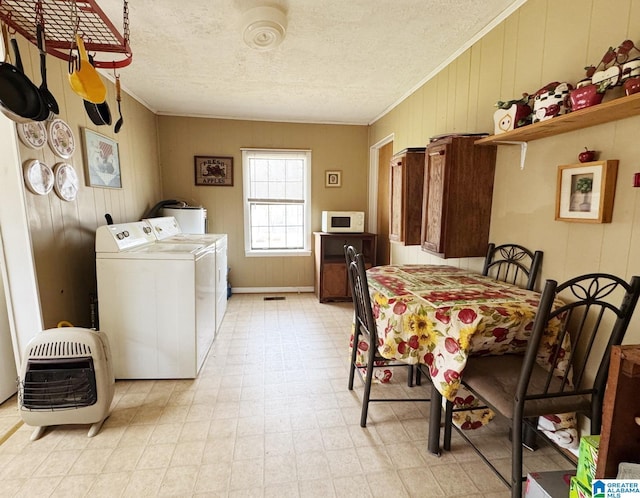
[389,148,425,246]
[421,136,497,259]
[314,232,377,302]
[596,345,640,479]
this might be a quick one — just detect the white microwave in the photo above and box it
[321,211,365,233]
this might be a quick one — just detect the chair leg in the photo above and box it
[511,414,524,498]
[360,345,376,427]
[407,365,414,387]
[415,366,422,386]
[591,401,602,435]
[443,399,453,451]
[348,326,360,390]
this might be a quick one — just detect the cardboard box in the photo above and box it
[576,435,600,489]
[525,471,575,498]
[570,476,592,498]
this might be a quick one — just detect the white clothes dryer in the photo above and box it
[145,217,228,333]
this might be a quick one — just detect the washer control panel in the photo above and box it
[95,221,157,252]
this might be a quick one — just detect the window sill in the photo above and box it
[245,250,312,258]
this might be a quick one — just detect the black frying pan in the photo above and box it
[36,23,59,117]
[0,26,47,122]
[0,25,47,122]
[83,54,111,125]
[84,97,111,125]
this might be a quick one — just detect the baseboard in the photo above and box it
[232,287,315,294]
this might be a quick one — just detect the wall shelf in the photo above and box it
[475,92,640,145]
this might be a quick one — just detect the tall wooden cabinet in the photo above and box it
[389,148,425,246]
[421,136,497,259]
[314,232,377,303]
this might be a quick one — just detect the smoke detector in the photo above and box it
[242,6,287,51]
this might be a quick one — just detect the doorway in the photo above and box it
[368,135,394,266]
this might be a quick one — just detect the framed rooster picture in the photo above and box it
[194,155,233,186]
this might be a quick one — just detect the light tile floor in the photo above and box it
[0,293,572,497]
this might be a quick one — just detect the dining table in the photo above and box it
[361,264,576,455]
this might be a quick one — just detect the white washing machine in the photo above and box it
[95,221,216,379]
[145,217,228,333]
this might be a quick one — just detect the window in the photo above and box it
[242,149,312,257]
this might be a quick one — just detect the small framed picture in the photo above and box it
[555,160,618,223]
[195,156,234,186]
[82,128,121,188]
[325,170,342,188]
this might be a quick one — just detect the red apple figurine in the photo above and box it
[578,147,596,163]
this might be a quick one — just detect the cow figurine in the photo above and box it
[532,82,573,123]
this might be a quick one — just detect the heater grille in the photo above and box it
[20,358,97,410]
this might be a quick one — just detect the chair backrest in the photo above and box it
[482,243,543,291]
[516,273,640,414]
[344,244,358,291]
[344,245,377,344]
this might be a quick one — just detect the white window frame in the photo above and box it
[242,148,312,257]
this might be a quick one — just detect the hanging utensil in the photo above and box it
[68,34,106,104]
[0,25,47,122]
[36,23,59,118]
[83,95,111,125]
[83,55,111,126]
[114,74,123,133]
[0,24,30,123]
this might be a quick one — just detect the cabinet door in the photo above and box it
[421,144,447,254]
[389,151,424,246]
[322,262,348,299]
[389,157,404,242]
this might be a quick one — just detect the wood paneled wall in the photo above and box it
[369,0,640,343]
[12,35,161,328]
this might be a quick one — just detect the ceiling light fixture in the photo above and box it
[242,6,287,51]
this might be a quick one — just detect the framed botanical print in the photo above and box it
[555,160,618,223]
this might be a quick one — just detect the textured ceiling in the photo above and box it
[96,0,524,125]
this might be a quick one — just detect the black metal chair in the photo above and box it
[442,273,640,498]
[483,243,543,291]
[345,245,429,427]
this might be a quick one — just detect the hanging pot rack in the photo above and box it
[0,0,132,69]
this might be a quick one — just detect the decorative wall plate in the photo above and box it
[23,159,54,195]
[53,162,79,202]
[47,119,76,159]
[17,122,47,149]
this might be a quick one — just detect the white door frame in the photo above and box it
[0,115,44,368]
[367,133,394,234]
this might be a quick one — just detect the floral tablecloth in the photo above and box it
[360,264,577,448]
